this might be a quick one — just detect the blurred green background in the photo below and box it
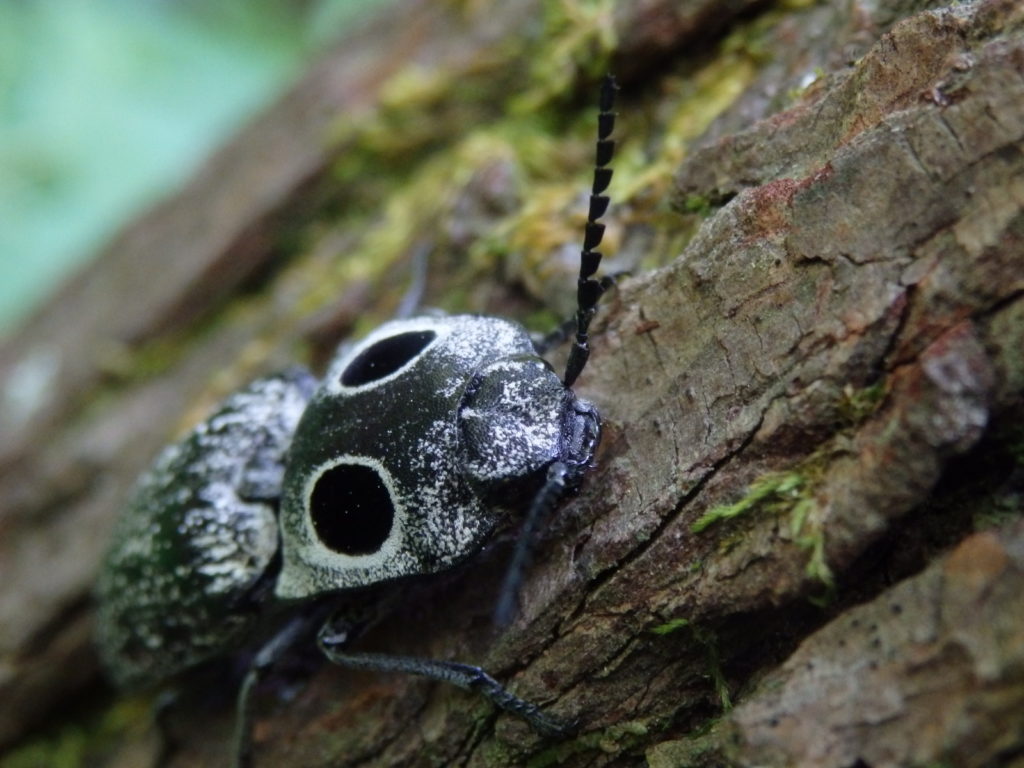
[0,0,387,335]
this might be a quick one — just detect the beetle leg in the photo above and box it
[493,461,571,627]
[317,620,572,737]
[151,689,180,767]
[233,614,323,768]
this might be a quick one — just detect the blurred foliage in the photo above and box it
[0,0,388,334]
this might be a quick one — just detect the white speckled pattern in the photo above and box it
[275,315,559,599]
[94,371,314,687]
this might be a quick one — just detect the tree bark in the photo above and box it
[1,0,1022,766]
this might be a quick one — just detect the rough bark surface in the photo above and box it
[1,0,1022,766]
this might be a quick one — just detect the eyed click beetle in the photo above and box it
[95,75,618,766]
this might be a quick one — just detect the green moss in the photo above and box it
[691,624,732,711]
[90,0,782,381]
[329,64,495,182]
[651,617,690,635]
[691,472,804,533]
[680,194,714,217]
[646,726,727,768]
[0,695,153,768]
[95,335,187,382]
[649,619,731,711]
[686,378,893,602]
[836,380,887,427]
[0,730,89,768]
[526,719,651,768]
[691,464,835,601]
[510,0,617,115]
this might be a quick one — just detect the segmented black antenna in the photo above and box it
[563,74,618,388]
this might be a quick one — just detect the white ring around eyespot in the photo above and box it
[300,454,405,572]
[324,317,453,396]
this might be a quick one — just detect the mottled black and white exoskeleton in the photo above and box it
[95,75,618,766]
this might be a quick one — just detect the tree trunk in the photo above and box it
[1,0,1022,766]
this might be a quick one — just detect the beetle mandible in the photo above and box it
[95,75,618,766]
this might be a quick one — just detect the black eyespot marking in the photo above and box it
[310,464,394,555]
[341,330,436,386]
